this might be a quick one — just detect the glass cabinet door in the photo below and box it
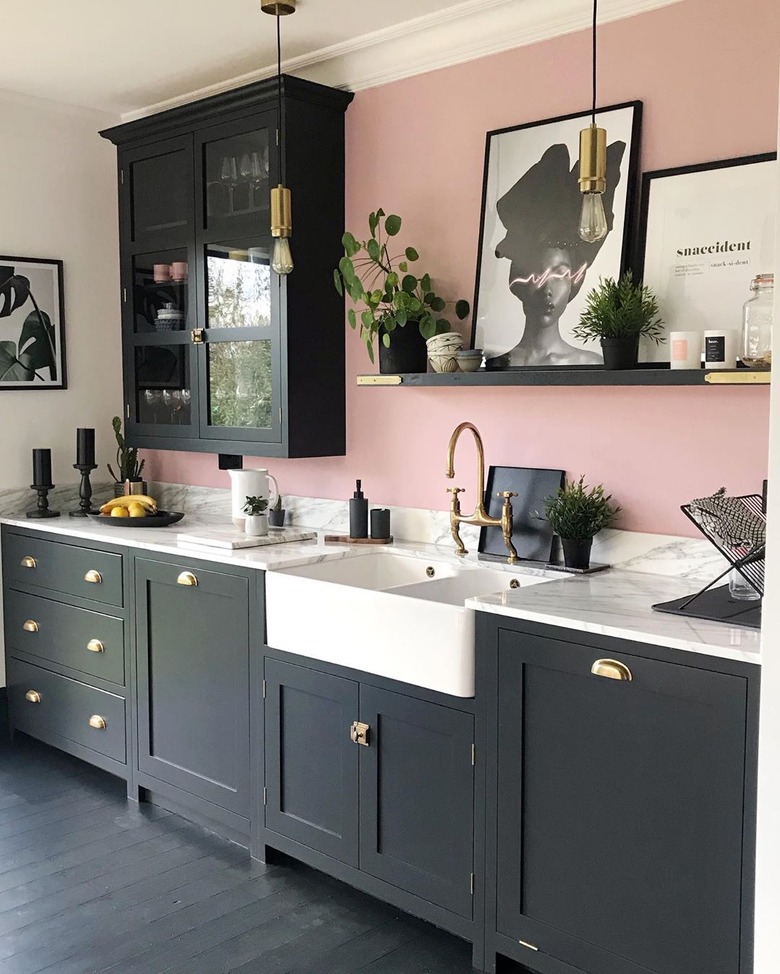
[124,135,194,248]
[133,344,195,430]
[198,240,281,444]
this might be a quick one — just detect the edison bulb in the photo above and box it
[272,237,293,275]
[579,193,608,243]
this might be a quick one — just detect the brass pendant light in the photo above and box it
[578,0,608,243]
[262,0,295,274]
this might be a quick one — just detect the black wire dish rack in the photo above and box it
[652,493,764,630]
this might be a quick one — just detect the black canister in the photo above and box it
[370,508,391,540]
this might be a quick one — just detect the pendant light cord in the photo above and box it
[591,0,597,124]
[276,13,284,181]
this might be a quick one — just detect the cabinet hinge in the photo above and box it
[519,940,539,952]
[470,873,475,895]
[276,128,280,147]
[263,786,267,806]
[471,743,475,766]
[125,403,130,419]
[120,168,124,185]
[122,287,127,303]
[262,679,266,699]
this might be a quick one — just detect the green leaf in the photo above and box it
[383,333,391,348]
[333,269,344,296]
[455,299,470,320]
[402,275,417,294]
[348,279,364,302]
[405,247,419,262]
[341,232,361,257]
[385,214,402,236]
[361,310,375,328]
[396,310,408,326]
[419,315,437,340]
[339,256,356,286]
[367,238,381,261]
[0,341,33,381]
[421,274,431,292]
[436,318,451,333]
[368,289,383,308]
[399,262,408,273]
[366,338,375,364]
[368,211,379,235]
[429,296,446,313]
[347,308,357,330]
[407,296,422,315]
[386,272,398,288]
[383,318,396,333]
[19,310,55,375]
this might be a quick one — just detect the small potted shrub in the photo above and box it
[537,475,620,569]
[107,416,146,497]
[334,209,470,374]
[573,271,665,370]
[269,494,286,528]
[243,496,269,538]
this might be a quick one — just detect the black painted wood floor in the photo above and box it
[0,735,476,974]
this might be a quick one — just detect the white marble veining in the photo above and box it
[176,527,317,550]
[467,572,761,665]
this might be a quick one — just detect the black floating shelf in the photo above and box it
[356,368,771,388]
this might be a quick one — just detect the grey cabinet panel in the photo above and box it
[135,557,250,816]
[495,628,749,974]
[264,659,359,867]
[359,686,475,919]
[4,532,124,607]
[5,590,125,686]
[7,657,126,763]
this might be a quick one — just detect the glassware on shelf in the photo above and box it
[741,273,773,370]
[729,568,761,601]
[250,149,268,209]
[143,389,163,424]
[220,156,239,213]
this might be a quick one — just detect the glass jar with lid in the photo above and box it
[741,273,773,369]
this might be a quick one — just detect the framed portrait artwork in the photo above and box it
[0,256,66,389]
[472,102,642,369]
[637,154,777,362]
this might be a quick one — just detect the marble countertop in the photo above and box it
[466,572,761,665]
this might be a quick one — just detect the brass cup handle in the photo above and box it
[591,658,633,682]
[88,715,107,730]
[87,639,105,654]
[25,690,42,704]
[177,571,198,587]
[84,570,103,585]
[20,556,37,569]
[23,620,40,633]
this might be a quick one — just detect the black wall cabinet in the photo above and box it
[101,76,353,459]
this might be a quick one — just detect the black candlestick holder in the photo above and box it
[27,485,60,519]
[70,463,99,518]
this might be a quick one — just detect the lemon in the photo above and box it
[110,507,129,518]
[128,502,147,518]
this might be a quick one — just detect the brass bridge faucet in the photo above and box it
[445,422,519,563]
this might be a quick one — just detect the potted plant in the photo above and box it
[269,494,286,528]
[537,475,620,569]
[334,209,470,374]
[107,416,146,497]
[243,496,269,538]
[573,271,665,370]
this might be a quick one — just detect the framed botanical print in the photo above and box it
[637,154,777,361]
[472,102,642,369]
[0,256,66,389]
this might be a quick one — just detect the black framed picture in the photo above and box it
[472,102,642,369]
[0,256,66,389]
[637,153,777,360]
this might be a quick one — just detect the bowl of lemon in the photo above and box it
[89,495,184,528]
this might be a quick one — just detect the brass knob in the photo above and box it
[20,556,37,569]
[25,690,42,704]
[23,620,40,633]
[509,578,520,589]
[426,566,436,578]
[87,639,105,654]
[498,491,519,499]
[446,487,465,494]
[591,659,633,682]
[88,715,107,730]
[84,570,103,585]
[177,571,198,587]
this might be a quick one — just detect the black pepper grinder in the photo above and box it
[349,479,369,539]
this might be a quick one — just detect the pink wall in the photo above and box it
[150,0,779,536]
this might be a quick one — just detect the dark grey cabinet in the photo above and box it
[481,619,759,974]
[135,556,251,832]
[263,658,475,920]
[101,76,353,459]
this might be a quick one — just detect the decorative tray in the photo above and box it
[88,511,185,528]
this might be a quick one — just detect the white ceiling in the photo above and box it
[1,0,684,120]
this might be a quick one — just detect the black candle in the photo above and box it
[32,449,52,487]
[76,428,95,466]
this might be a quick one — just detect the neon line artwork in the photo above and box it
[510,263,588,289]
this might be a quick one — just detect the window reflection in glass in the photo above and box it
[208,341,272,429]
[206,246,271,330]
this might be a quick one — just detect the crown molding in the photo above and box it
[121,0,685,122]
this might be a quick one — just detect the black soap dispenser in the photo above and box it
[349,479,369,539]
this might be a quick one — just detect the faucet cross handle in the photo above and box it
[447,487,466,495]
[498,490,518,499]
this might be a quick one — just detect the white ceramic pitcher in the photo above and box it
[228,468,279,528]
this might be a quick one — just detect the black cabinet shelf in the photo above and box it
[357,368,771,388]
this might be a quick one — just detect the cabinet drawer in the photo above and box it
[4,533,123,607]
[7,658,126,764]
[5,591,125,686]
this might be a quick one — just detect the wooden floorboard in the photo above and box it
[0,736,476,973]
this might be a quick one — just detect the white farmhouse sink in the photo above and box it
[265,550,551,697]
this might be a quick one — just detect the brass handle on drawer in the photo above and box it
[88,715,107,730]
[23,620,40,633]
[84,570,103,585]
[87,639,105,654]
[25,690,42,704]
[591,659,633,682]
[20,556,37,569]
[177,571,198,587]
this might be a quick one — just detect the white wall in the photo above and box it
[0,91,122,685]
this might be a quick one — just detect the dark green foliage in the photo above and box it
[243,495,269,515]
[573,271,665,344]
[536,475,620,540]
[107,415,145,482]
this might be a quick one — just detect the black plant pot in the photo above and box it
[269,509,286,528]
[378,323,427,375]
[601,336,639,370]
[561,537,593,570]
